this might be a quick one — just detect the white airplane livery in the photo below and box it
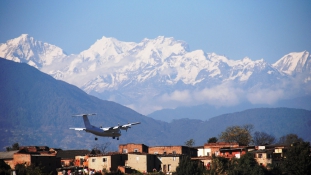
[69,113,140,140]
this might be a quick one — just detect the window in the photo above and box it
[92,158,96,162]
[206,152,210,156]
[168,164,171,172]
[154,152,158,154]
[173,157,176,161]
[258,154,262,158]
[172,151,176,154]
[123,149,128,153]
[136,157,139,161]
[163,151,167,155]
[103,158,107,162]
[134,149,138,152]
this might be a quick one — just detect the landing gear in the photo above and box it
[95,137,98,141]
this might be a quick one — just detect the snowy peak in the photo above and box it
[80,36,136,61]
[1,34,310,115]
[273,51,311,75]
[0,34,67,68]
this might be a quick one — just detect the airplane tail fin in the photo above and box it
[72,113,96,128]
[82,115,92,128]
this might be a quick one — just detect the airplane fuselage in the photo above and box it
[85,126,121,137]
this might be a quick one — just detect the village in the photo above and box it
[0,141,301,175]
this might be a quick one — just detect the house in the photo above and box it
[12,146,61,174]
[192,156,212,170]
[88,153,127,173]
[74,155,89,167]
[125,153,158,173]
[0,150,19,169]
[119,143,149,153]
[56,149,90,167]
[149,146,197,157]
[203,142,240,157]
[219,147,247,159]
[250,145,287,167]
[157,154,184,173]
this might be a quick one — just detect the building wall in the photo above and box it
[13,153,32,166]
[204,142,239,156]
[4,160,14,169]
[88,156,111,172]
[158,156,181,173]
[149,146,197,157]
[119,144,148,153]
[88,154,127,172]
[254,153,272,167]
[149,146,182,155]
[126,154,156,173]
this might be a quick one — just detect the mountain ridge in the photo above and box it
[1,34,310,115]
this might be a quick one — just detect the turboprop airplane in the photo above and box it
[69,113,140,140]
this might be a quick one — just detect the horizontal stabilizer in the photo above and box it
[69,128,85,131]
[72,113,96,117]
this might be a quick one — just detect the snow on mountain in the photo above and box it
[272,51,311,75]
[0,34,67,69]
[0,34,310,114]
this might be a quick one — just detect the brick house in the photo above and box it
[219,147,247,159]
[74,155,89,167]
[203,142,240,157]
[149,146,198,157]
[119,143,149,153]
[56,149,90,167]
[12,146,61,174]
[0,150,19,169]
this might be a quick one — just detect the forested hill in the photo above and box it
[0,58,310,150]
[0,58,169,150]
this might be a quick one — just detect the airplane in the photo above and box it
[69,113,140,140]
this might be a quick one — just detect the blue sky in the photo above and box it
[1,1,310,63]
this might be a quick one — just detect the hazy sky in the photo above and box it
[1,1,310,63]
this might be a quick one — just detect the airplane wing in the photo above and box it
[120,122,141,130]
[69,127,86,131]
[101,122,141,131]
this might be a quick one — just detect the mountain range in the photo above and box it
[1,34,310,118]
[0,58,311,151]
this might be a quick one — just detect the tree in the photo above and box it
[253,131,276,145]
[184,139,195,147]
[15,163,44,175]
[219,124,253,146]
[0,159,11,175]
[175,156,205,175]
[278,133,303,145]
[281,141,311,175]
[210,156,230,174]
[235,153,266,175]
[207,137,218,143]
[92,142,111,154]
[6,143,19,151]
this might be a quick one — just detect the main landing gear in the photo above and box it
[112,137,119,140]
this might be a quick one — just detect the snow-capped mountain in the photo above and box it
[0,34,67,69]
[1,34,310,114]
